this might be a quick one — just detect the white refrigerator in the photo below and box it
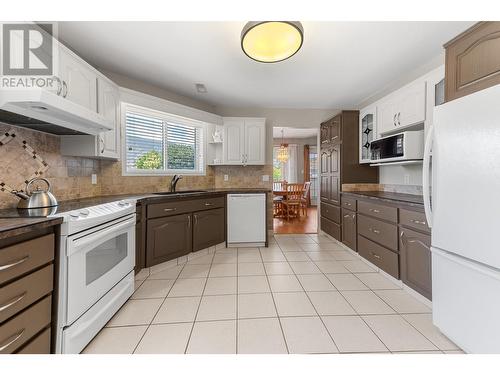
[424,84,500,354]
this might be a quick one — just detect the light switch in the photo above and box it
[262,174,269,182]
[224,174,229,181]
[91,174,97,185]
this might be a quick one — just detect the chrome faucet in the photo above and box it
[169,175,183,192]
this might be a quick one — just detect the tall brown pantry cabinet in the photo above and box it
[320,111,378,243]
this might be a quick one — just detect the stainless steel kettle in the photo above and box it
[11,177,58,209]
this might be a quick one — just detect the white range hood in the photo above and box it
[0,88,113,135]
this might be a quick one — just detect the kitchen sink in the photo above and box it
[153,190,208,195]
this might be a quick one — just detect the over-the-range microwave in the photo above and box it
[370,130,424,164]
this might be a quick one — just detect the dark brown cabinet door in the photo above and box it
[329,145,340,173]
[320,175,330,202]
[193,208,225,252]
[146,213,192,266]
[320,123,330,145]
[399,227,432,300]
[320,149,330,174]
[330,116,341,144]
[330,175,340,205]
[341,209,357,251]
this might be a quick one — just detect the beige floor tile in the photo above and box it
[402,314,460,350]
[341,290,395,315]
[212,253,237,264]
[238,262,265,276]
[268,274,303,292]
[153,296,201,324]
[327,274,369,291]
[305,252,335,261]
[178,264,210,279]
[238,293,277,319]
[273,292,317,317]
[203,276,237,295]
[238,275,270,294]
[264,262,294,275]
[315,261,350,274]
[340,260,377,273]
[238,247,260,252]
[307,291,356,315]
[329,250,358,261]
[209,263,237,277]
[375,290,431,313]
[362,315,438,352]
[297,274,336,292]
[322,315,388,353]
[289,261,322,275]
[196,294,237,321]
[83,326,147,354]
[168,278,206,297]
[284,252,310,262]
[131,279,174,299]
[392,351,443,354]
[186,254,214,265]
[107,299,163,327]
[186,320,236,354]
[293,237,317,244]
[238,318,287,354]
[134,323,192,354]
[148,265,183,280]
[279,245,304,252]
[299,244,323,252]
[237,252,262,263]
[280,316,338,354]
[443,350,466,354]
[134,279,145,292]
[355,273,401,290]
[134,268,150,281]
[260,250,287,262]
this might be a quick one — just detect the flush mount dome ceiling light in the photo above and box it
[241,21,304,63]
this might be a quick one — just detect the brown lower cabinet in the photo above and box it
[341,208,356,251]
[193,208,225,252]
[399,226,432,300]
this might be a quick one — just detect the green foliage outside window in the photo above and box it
[135,150,162,169]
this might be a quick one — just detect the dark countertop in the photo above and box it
[341,190,424,205]
[0,217,63,240]
[0,189,271,236]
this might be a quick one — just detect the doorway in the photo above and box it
[272,127,318,234]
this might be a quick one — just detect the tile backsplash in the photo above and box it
[0,125,272,216]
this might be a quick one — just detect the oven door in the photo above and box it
[66,214,135,325]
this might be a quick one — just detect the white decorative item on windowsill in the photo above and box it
[213,159,222,165]
[212,130,223,143]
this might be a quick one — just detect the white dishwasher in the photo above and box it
[227,193,266,247]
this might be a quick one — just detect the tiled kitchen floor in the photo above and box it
[83,234,464,354]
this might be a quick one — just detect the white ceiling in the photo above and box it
[58,21,473,109]
[273,127,318,139]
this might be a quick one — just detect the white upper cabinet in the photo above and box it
[222,117,266,165]
[377,80,426,135]
[58,45,98,112]
[359,105,377,164]
[97,77,120,159]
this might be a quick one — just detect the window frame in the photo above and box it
[121,103,207,177]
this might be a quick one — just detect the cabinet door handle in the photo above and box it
[0,330,24,352]
[343,214,350,218]
[187,215,191,227]
[401,231,430,250]
[369,227,381,234]
[62,81,68,98]
[99,137,105,153]
[205,203,213,206]
[0,256,29,271]
[0,292,27,312]
[393,114,397,126]
[370,252,381,260]
[397,112,401,126]
[163,208,177,212]
[344,202,351,206]
[369,208,380,213]
[410,219,427,226]
[331,135,338,140]
[194,214,198,225]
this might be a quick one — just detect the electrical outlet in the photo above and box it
[224,174,229,182]
[404,174,410,185]
[91,174,97,185]
[262,174,269,182]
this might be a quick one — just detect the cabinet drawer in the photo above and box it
[399,208,430,233]
[358,200,397,223]
[321,202,340,224]
[0,265,53,324]
[358,235,399,279]
[358,214,398,251]
[321,217,341,242]
[191,196,225,212]
[0,295,51,354]
[341,196,357,211]
[16,328,50,354]
[0,234,54,285]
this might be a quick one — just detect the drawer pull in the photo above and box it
[410,219,427,226]
[369,208,381,213]
[0,256,29,272]
[370,252,381,260]
[163,208,177,212]
[0,292,27,312]
[369,228,381,234]
[344,202,351,206]
[204,203,214,206]
[343,214,350,218]
[0,329,24,352]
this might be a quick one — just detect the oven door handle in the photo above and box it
[67,216,135,257]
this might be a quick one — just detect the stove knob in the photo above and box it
[79,209,90,216]
[69,211,80,218]
[118,200,129,207]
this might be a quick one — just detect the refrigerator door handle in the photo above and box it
[423,125,433,228]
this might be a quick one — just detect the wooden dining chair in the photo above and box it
[282,183,304,220]
[300,181,311,216]
[273,180,287,217]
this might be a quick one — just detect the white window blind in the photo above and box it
[124,105,205,175]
